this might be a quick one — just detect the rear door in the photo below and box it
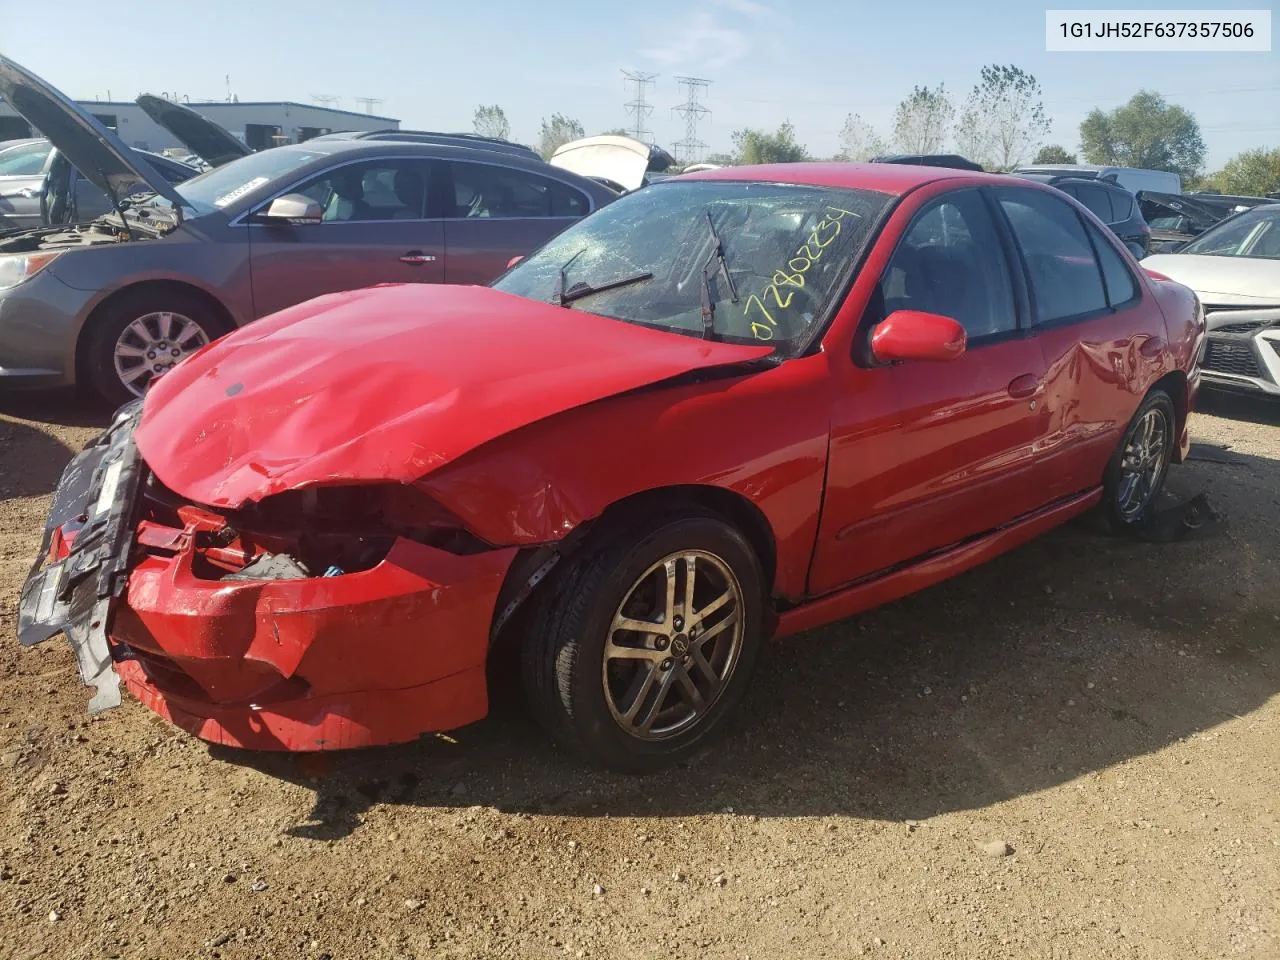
[247,156,444,317]
[442,159,590,285]
[811,187,1052,594]
[992,186,1164,501]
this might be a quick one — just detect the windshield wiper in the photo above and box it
[560,270,654,305]
[554,247,586,307]
[699,211,739,340]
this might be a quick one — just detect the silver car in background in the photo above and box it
[1143,204,1280,397]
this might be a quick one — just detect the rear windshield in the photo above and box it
[174,148,326,215]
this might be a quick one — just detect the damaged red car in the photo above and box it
[19,164,1204,771]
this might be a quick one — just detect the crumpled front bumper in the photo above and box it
[18,404,519,751]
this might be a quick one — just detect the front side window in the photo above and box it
[997,188,1108,325]
[1181,207,1280,259]
[450,162,587,219]
[494,179,891,352]
[0,141,51,176]
[879,189,1017,340]
[293,159,430,221]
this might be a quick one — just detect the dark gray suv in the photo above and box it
[0,56,614,405]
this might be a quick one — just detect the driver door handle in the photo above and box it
[1007,373,1041,400]
[399,250,437,265]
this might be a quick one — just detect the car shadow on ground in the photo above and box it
[0,389,112,431]
[1196,387,1280,426]
[208,445,1280,840]
[0,415,79,500]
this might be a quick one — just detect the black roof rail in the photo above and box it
[310,128,541,159]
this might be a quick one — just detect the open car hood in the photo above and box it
[549,135,675,192]
[135,95,251,168]
[136,284,772,508]
[0,55,188,208]
[1138,191,1233,233]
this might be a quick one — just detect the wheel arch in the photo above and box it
[1149,369,1189,463]
[487,483,779,668]
[74,279,237,388]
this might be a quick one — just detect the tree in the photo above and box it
[836,113,887,161]
[953,65,1050,171]
[1202,148,1280,197]
[892,85,954,155]
[600,128,631,137]
[1078,91,1206,179]
[1033,144,1078,164]
[472,105,510,141]
[704,152,737,166]
[731,122,809,165]
[537,113,585,159]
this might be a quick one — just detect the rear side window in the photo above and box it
[1085,222,1140,306]
[1075,184,1114,223]
[449,162,588,219]
[997,188,1108,325]
[1110,190,1135,220]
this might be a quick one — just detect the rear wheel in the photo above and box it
[1101,388,1176,529]
[83,287,227,408]
[523,511,766,773]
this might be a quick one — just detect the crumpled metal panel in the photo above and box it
[135,284,772,508]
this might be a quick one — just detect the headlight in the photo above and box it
[0,251,61,291]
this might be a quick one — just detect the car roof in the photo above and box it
[677,161,1002,196]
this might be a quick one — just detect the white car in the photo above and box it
[1143,204,1280,396]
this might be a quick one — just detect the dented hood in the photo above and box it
[136,284,772,508]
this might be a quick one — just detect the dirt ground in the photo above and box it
[0,389,1277,960]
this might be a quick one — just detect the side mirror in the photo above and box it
[506,255,524,269]
[870,310,966,364]
[256,193,322,224]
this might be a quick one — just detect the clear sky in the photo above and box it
[5,0,1277,169]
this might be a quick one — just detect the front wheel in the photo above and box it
[1102,388,1176,529]
[83,287,226,408]
[523,511,766,773]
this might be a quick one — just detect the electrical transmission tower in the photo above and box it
[621,70,658,143]
[353,97,384,115]
[672,77,711,165]
[310,94,339,108]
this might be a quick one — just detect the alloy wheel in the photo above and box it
[112,311,210,397]
[1117,406,1170,520]
[602,550,745,741]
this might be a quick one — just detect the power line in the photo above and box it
[673,76,712,165]
[622,70,658,143]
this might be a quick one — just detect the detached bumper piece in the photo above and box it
[18,401,145,713]
[17,403,518,751]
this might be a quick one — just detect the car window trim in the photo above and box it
[990,185,1120,332]
[442,156,594,221]
[1078,211,1143,312]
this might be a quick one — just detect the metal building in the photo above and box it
[0,99,399,152]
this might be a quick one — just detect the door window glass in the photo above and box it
[1084,221,1139,306]
[997,189,1108,324]
[0,141,50,176]
[1075,184,1114,223]
[293,159,431,222]
[879,189,1016,340]
[449,162,587,219]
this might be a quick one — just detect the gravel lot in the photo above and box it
[1,389,1277,960]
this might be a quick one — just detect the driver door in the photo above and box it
[810,188,1052,594]
[248,157,445,318]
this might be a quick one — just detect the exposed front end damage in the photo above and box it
[19,405,518,751]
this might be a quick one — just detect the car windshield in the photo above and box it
[172,147,327,215]
[1180,206,1280,259]
[493,179,891,351]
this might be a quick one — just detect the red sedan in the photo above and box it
[19,163,1204,771]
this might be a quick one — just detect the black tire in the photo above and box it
[522,509,766,773]
[1101,388,1177,530]
[83,286,228,408]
